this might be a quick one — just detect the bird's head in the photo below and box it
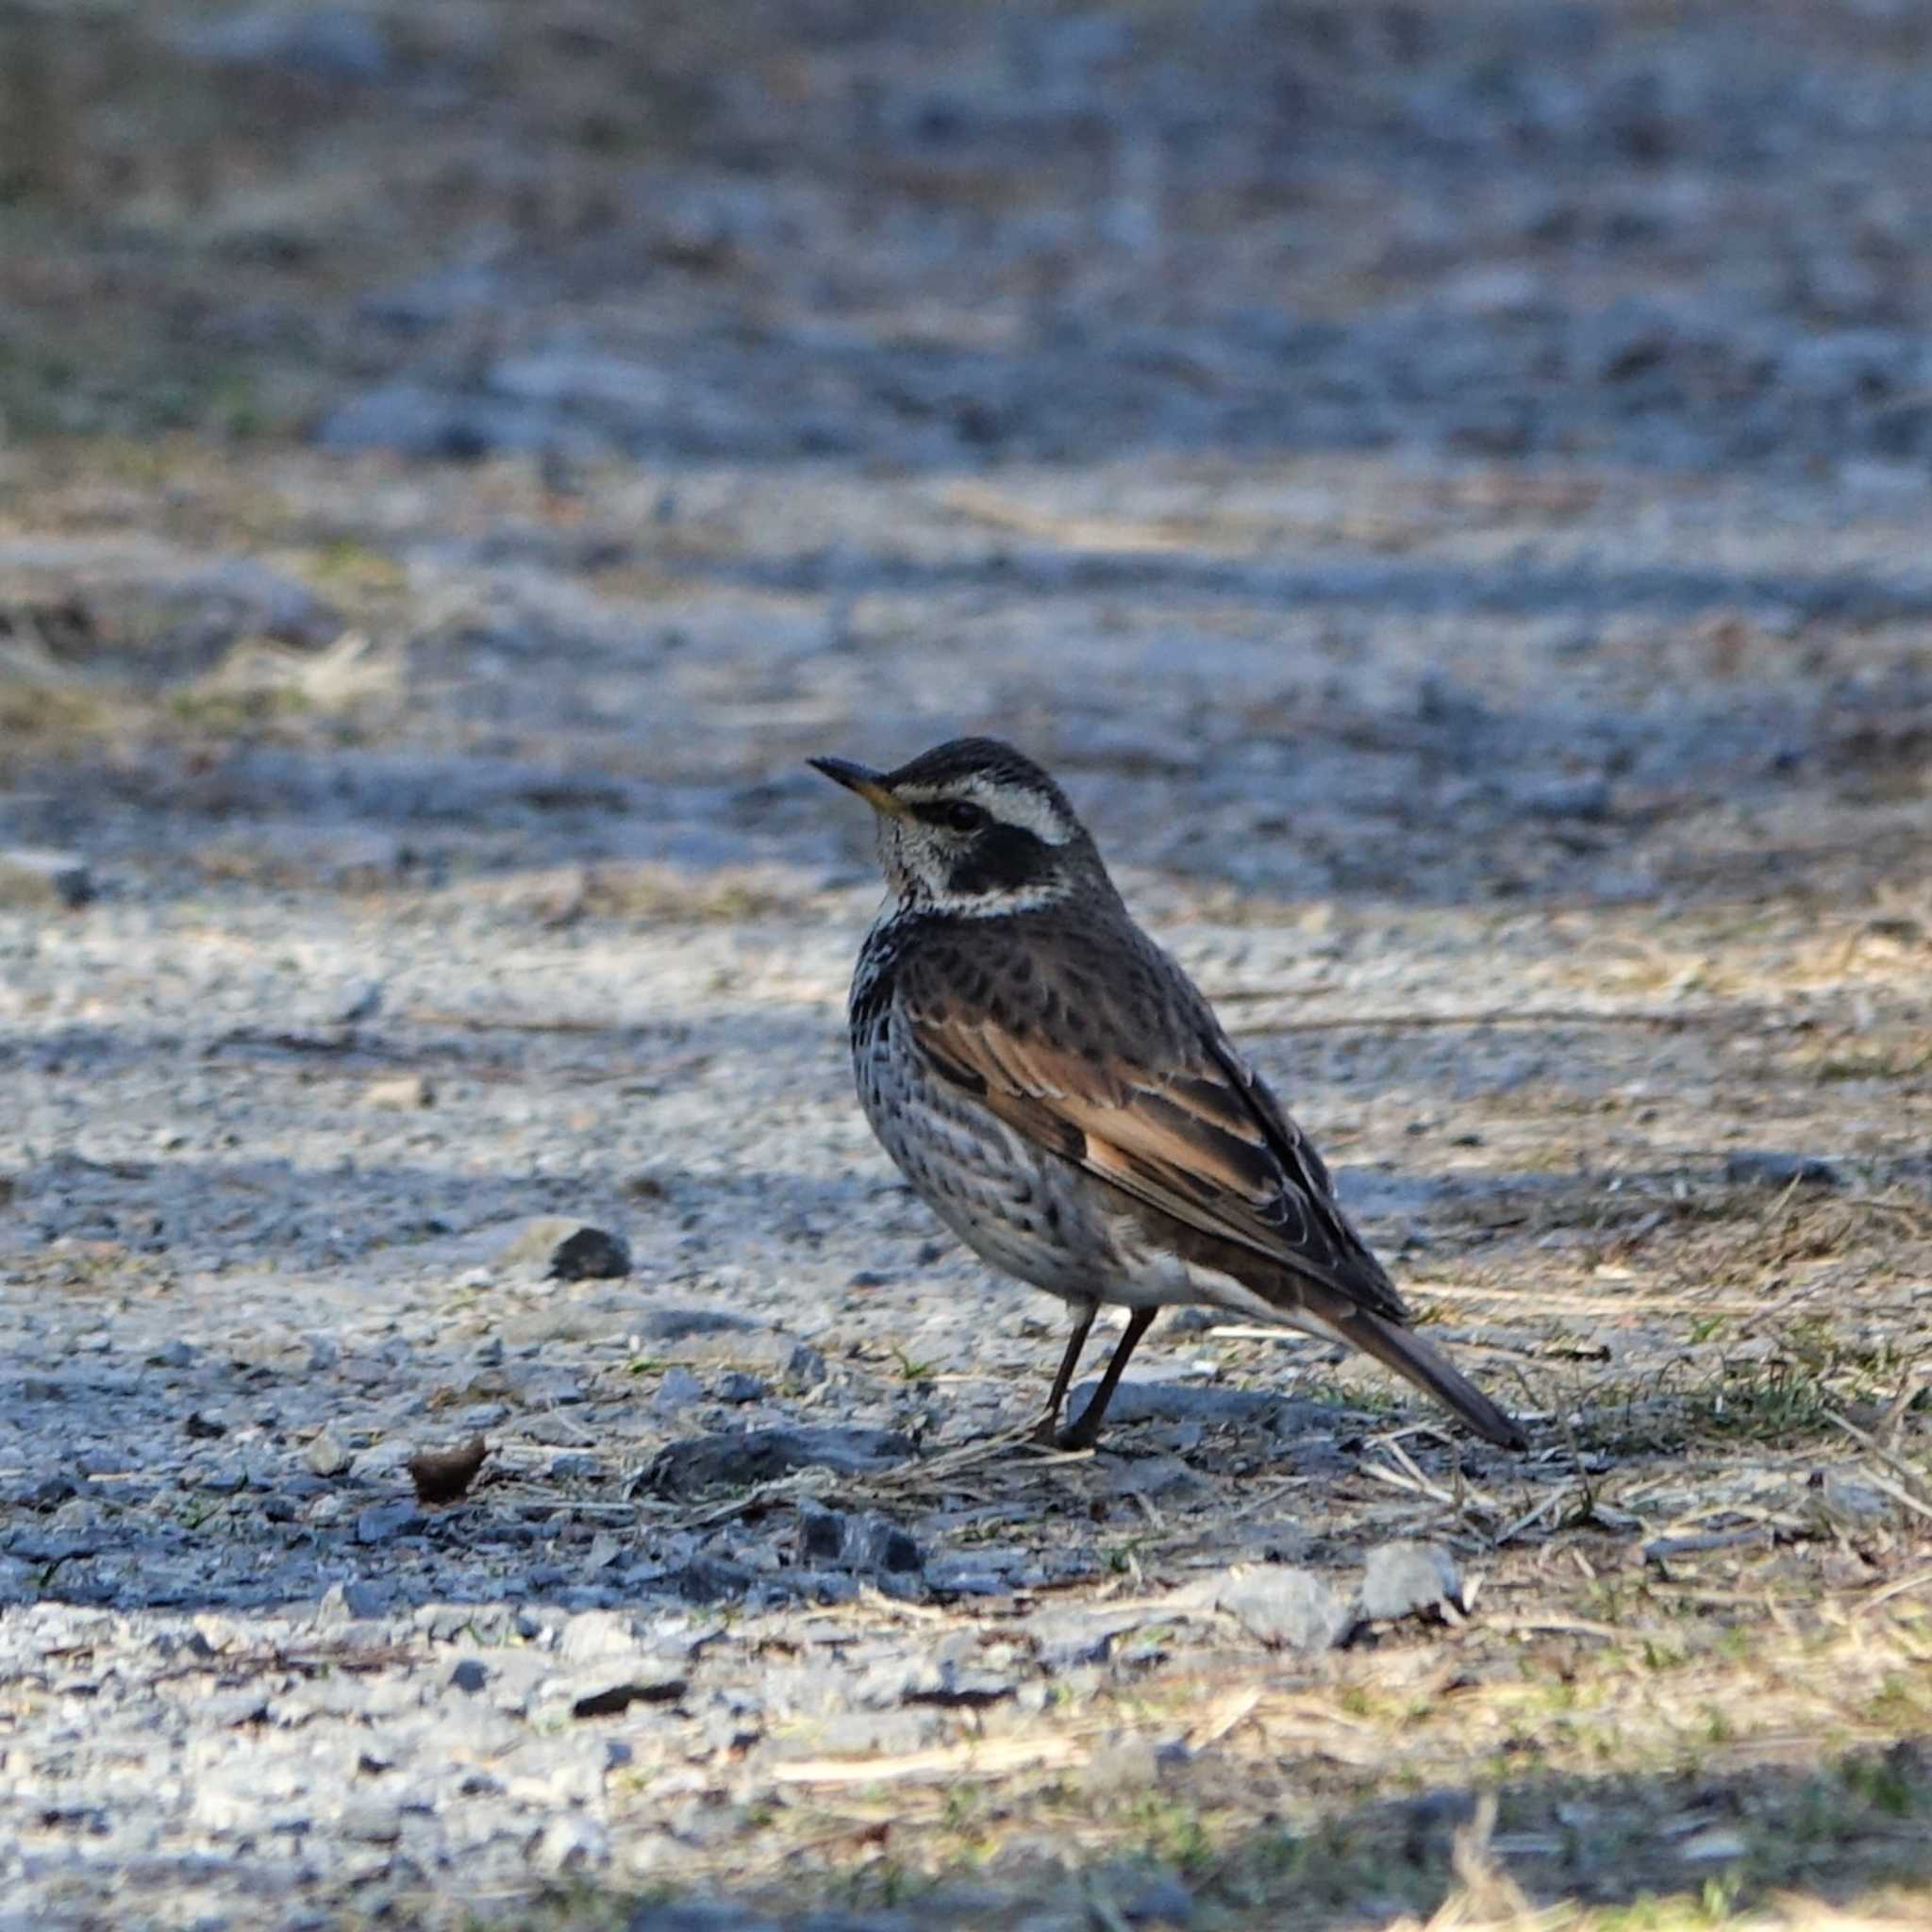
[810,736,1107,915]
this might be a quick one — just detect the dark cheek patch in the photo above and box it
[947,824,1048,896]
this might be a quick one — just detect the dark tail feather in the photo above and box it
[1341,1306,1528,1452]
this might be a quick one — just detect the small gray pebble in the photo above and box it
[1358,1541,1464,1622]
[1164,1307,1220,1333]
[532,1811,609,1870]
[305,1430,352,1477]
[1126,1872,1195,1924]
[644,1426,910,1499]
[924,1558,1012,1597]
[633,1308,758,1341]
[332,977,385,1025]
[340,1579,391,1619]
[654,1366,707,1411]
[1515,776,1613,821]
[1816,1474,1893,1524]
[339,1797,403,1845]
[785,1342,828,1385]
[1214,1564,1352,1651]
[356,1503,425,1543]
[1724,1150,1842,1191]
[0,848,93,909]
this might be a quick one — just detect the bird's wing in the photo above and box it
[897,933,1409,1324]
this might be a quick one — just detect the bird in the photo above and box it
[809,737,1528,1456]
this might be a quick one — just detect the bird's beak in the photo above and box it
[808,756,911,821]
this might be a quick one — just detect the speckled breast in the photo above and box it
[846,917,1105,1303]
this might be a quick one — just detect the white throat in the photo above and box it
[902,876,1074,918]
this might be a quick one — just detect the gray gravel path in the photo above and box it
[5,2,1932,1926]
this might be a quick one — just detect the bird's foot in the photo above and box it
[1052,1411,1104,1454]
[1026,1411,1064,1448]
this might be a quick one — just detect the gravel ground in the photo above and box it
[3,4,1932,1928]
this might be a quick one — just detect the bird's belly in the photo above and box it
[853,1015,1251,1314]
[854,1023,1106,1301]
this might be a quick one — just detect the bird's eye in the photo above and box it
[944,800,989,833]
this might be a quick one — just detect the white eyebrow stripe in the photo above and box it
[893,776,1074,845]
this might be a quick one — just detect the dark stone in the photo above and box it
[3,1530,97,1563]
[902,1664,1011,1708]
[449,1659,489,1695]
[571,1676,687,1719]
[548,1227,633,1281]
[923,1556,1017,1598]
[184,1411,227,1439]
[1126,1872,1195,1925]
[653,1367,706,1412]
[1724,1150,1843,1191]
[633,1308,759,1341]
[643,1427,913,1500]
[799,1508,923,1575]
[871,1525,922,1575]
[800,1509,845,1562]
[1068,1379,1330,1437]
[341,1578,390,1618]
[355,1503,426,1543]
[784,1343,829,1386]
[408,1436,488,1505]
[671,1557,758,1604]
[1514,777,1613,822]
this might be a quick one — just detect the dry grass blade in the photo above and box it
[1398,1285,1865,1317]
[1857,1567,1932,1614]
[1186,1685,1261,1751]
[191,630,397,714]
[1841,1467,1932,1527]
[771,1734,1091,1787]
[1222,1003,1752,1036]
[1825,1408,1932,1530]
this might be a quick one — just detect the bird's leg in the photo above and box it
[1058,1307,1157,1451]
[1031,1302,1095,1443]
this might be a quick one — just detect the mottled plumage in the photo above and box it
[812,738,1527,1453]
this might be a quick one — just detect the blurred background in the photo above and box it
[3,0,1929,905]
